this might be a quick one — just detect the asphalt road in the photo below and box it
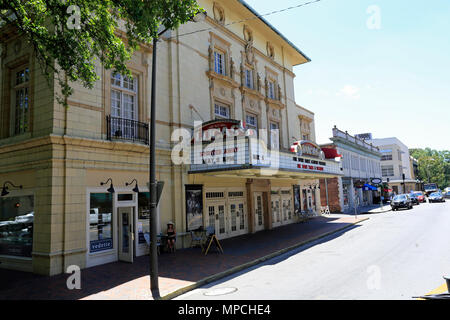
[176,200,450,300]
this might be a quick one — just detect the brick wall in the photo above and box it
[319,178,342,213]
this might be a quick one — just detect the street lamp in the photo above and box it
[1,181,23,197]
[149,11,207,298]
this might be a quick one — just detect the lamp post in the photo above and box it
[149,12,207,297]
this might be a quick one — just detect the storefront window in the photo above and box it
[138,193,150,244]
[0,195,34,257]
[343,185,349,206]
[89,193,113,253]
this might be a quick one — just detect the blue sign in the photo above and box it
[90,239,113,253]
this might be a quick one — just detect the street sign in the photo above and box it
[156,181,165,206]
[371,178,382,185]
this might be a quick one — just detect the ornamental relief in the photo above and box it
[213,2,225,25]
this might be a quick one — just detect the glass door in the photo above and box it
[229,201,247,237]
[271,192,282,228]
[254,192,265,232]
[118,207,134,263]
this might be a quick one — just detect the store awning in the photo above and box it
[363,184,378,191]
[321,147,343,159]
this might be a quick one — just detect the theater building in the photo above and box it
[319,127,382,213]
[0,0,342,276]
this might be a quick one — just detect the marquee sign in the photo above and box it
[192,119,248,143]
[290,140,324,159]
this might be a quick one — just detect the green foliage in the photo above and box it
[0,0,203,105]
[410,148,450,190]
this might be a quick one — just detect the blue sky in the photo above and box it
[244,0,450,150]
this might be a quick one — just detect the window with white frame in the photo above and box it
[245,113,258,130]
[111,73,138,120]
[214,102,230,119]
[269,121,280,150]
[110,73,139,139]
[214,50,226,75]
[382,165,394,177]
[12,66,30,135]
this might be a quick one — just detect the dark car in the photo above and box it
[391,194,413,211]
[429,192,445,203]
[409,193,420,205]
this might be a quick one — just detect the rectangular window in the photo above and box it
[245,114,258,130]
[111,73,138,120]
[89,193,113,253]
[268,80,276,99]
[382,165,394,177]
[381,154,393,161]
[269,121,280,150]
[214,103,230,119]
[0,195,34,257]
[110,73,138,139]
[138,193,150,244]
[12,67,30,135]
[245,69,253,89]
[214,51,226,75]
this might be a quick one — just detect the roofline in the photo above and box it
[237,0,311,64]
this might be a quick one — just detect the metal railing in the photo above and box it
[332,126,380,152]
[106,115,149,145]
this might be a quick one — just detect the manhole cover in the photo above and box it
[203,287,238,296]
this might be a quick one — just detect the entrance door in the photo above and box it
[229,201,247,237]
[282,197,293,224]
[271,194,282,228]
[254,192,265,232]
[118,207,134,263]
[206,202,227,240]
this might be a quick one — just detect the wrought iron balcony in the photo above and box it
[106,115,149,145]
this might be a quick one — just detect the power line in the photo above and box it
[172,0,322,39]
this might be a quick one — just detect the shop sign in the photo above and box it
[290,140,324,159]
[371,178,382,185]
[90,239,113,253]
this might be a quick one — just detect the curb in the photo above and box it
[160,217,370,300]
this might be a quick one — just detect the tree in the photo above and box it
[0,0,203,104]
[410,148,449,189]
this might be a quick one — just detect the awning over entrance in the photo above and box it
[363,184,378,191]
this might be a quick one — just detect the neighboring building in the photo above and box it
[319,127,382,213]
[0,0,342,275]
[365,136,420,194]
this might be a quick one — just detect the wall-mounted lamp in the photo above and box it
[100,178,115,194]
[126,179,140,193]
[307,183,320,191]
[1,181,23,197]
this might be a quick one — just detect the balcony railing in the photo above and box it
[106,115,149,145]
[332,126,380,153]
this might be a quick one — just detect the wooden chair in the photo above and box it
[190,231,204,250]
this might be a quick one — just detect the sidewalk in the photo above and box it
[0,214,368,300]
[358,204,392,214]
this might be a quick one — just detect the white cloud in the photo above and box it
[338,85,361,99]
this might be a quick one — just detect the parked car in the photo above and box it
[413,191,425,203]
[428,192,445,203]
[391,194,413,211]
[409,193,420,205]
[444,187,450,199]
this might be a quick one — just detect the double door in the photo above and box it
[207,200,247,240]
[271,189,294,228]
